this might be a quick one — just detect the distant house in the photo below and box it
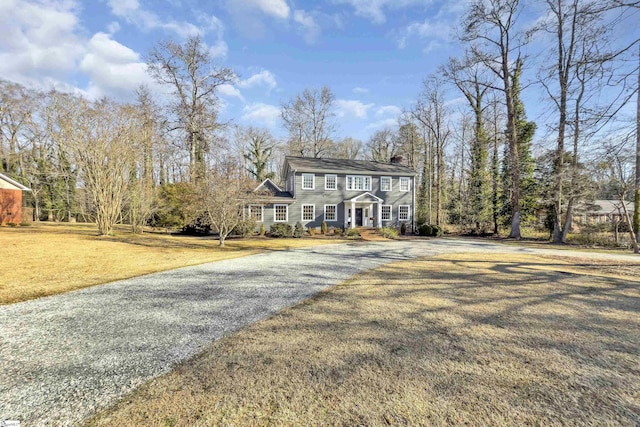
[574,200,635,225]
[251,156,417,230]
[0,172,31,225]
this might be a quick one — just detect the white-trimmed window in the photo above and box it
[325,174,337,190]
[382,205,392,221]
[302,173,315,190]
[302,204,315,221]
[398,205,410,221]
[274,204,288,222]
[324,204,337,221]
[249,205,263,222]
[380,176,392,192]
[399,177,410,192]
[346,175,372,191]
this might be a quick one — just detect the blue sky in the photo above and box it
[0,0,471,142]
[0,0,636,144]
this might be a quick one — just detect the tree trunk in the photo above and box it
[561,198,574,242]
[634,45,640,242]
[621,195,639,253]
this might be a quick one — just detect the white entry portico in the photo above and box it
[344,192,384,229]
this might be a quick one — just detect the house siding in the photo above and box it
[291,172,414,229]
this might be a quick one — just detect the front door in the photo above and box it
[355,208,363,226]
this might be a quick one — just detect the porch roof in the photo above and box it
[344,192,384,203]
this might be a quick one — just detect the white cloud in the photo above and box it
[333,0,426,24]
[366,105,402,132]
[235,0,290,19]
[0,0,85,87]
[107,21,121,34]
[218,83,245,101]
[293,9,321,44]
[336,99,375,119]
[224,0,290,39]
[366,117,399,131]
[107,0,139,17]
[107,0,211,40]
[353,87,369,94]
[394,1,463,51]
[79,32,154,100]
[238,70,277,92]
[376,105,402,117]
[395,18,451,51]
[241,103,282,128]
[204,15,229,58]
[405,19,451,41]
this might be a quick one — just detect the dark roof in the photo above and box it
[577,199,634,215]
[284,156,416,175]
[254,179,294,202]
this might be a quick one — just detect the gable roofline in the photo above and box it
[346,192,385,203]
[284,156,417,176]
[0,173,30,191]
[253,178,283,193]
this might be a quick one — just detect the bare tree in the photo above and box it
[601,141,639,252]
[146,36,235,182]
[442,53,493,233]
[366,129,397,162]
[634,45,640,242]
[412,77,452,226]
[191,163,257,247]
[331,137,363,159]
[463,0,525,238]
[127,87,162,233]
[535,0,623,243]
[58,98,136,235]
[0,80,32,175]
[281,86,335,158]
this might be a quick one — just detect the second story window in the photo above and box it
[302,173,315,190]
[346,175,371,191]
[399,177,410,192]
[325,174,337,190]
[380,176,392,191]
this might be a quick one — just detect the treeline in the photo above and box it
[0,0,638,247]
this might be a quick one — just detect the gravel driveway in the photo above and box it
[1,238,638,426]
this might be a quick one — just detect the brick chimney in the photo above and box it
[390,155,404,164]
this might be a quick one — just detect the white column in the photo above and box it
[369,203,373,227]
[377,202,382,228]
[351,200,356,229]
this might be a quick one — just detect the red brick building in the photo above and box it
[0,173,30,225]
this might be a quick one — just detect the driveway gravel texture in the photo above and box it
[1,238,639,426]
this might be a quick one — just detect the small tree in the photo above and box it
[293,221,305,238]
[193,164,257,247]
[600,142,639,253]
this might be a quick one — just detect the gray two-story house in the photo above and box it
[250,156,416,230]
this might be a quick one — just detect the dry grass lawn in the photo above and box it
[0,223,346,304]
[88,253,640,426]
